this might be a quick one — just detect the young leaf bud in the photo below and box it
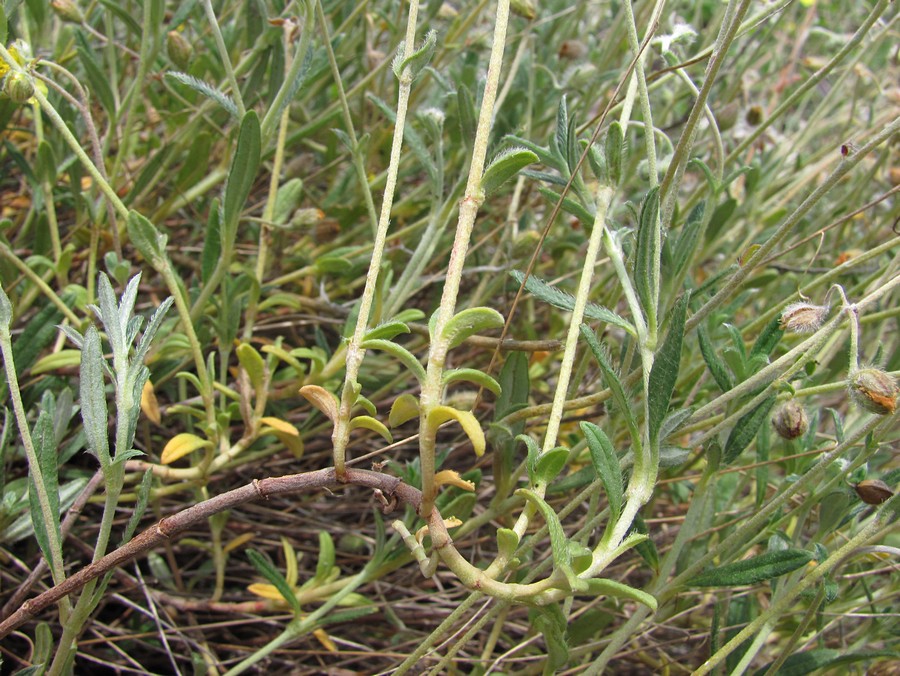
[848,368,898,415]
[779,302,828,333]
[771,400,808,440]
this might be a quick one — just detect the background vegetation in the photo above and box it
[0,0,897,674]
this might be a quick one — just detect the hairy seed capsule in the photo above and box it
[771,400,808,440]
[779,302,828,333]
[854,479,893,505]
[848,368,898,415]
[167,31,193,71]
[51,0,85,24]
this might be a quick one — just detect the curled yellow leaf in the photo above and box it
[247,583,285,602]
[434,469,475,492]
[141,379,161,425]
[260,416,304,458]
[299,385,339,422]
[426,405,486,457]
[389,393,420,427]
[160,432,212,464]
[415,517,463,544]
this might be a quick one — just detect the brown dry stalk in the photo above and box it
[0,467,433,639]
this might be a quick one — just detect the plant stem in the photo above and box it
[201,0,246,118]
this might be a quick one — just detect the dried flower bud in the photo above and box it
[771,400,808,440]
[854,479,893,505]
[848,368,898,415]
[746,105,763,126]
[779,302,828,333]
[167,31,193,71]
[51,0,85,24]
[4,71,34,104]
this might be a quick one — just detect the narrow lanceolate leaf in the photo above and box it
[580,327,640,448]
[517,488,579,590]
[634,187,661,324]
[360,338,425,385]
[581,422,623,522]
[441,307,505,350]
[127,210,169,265]
[165,72,239,119]
[532,604,569,674]
[247,549,302,615]
[647,291,689,445]
[698,322,734,392]
[222,111,262,242]
[582,579,657,610]
[480,148,538,196]
[687,549,815,587]
[315,531,336,582]
[672,201,706,283]
[723,395,777,465]
[512,271,635,335]
[29,411,60,564]
[299,385,340,422]
[80,326,110,462]
[160,432,213,464]
[427,406,486,457]
[749,316,785,360]
[392,29,437,81]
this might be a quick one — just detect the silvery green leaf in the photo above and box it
[127,211,169,266]
[57,324,84,349]
[647,291,689,445]
[580,326,640,449]
[119,273,142,334]
[80,326,110,462]
[165,71,239,119]
[392,29,437,81]
[133,296,175,366]
[480,148,538,197]
[0,283,12,330]
[687,549,814,587]
[222,111,262,244]
[581,422,623,522]
[28,411,60,565]
[634,187,660,327]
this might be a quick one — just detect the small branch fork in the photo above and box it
[0,468,417,639]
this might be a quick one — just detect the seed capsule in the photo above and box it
[4,72,34,104]
[779,302,828,333]
[854,479,893,505]
[771,400,808,440]
[848,368,898,415]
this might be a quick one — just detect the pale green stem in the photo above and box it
[688,115,900,332]
[419,0,511,515]
[200,0,246,118]
[0,244,82,326]
[316,0,379,236]
[331,0,421,476]
[659,0,753,229]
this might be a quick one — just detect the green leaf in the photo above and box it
[456,83,476,146]
[698,322,734,392]
[723,395,777,465]
[604,121,625,186]
[647,292,689,444]
[518,434,541,483]
[480,148,538,196]
[360,338,425,385]
[631,514,659,571]
[80,326,110,462]
[688,549,814,587]
[442,368,501,396]
[222,111,262,243]
[35,141,56,186]
[76,31,117,118]
[349,415,393,444]
[121,471,153,544]
[0,7,7,44]
[581,422,623,522]
[495,351,529,419]
[201,203,221,284]
[441,307,504,349]
[634,187,660,326]
[236,342,267,396]
[427,406,485,457]
[517,488,580,591]
[532,604,569,675]
[581,578,657,610]
[533,447,569,485]
[127,211,168,266]
[749,316,784,360]
[497,528,519,558]
[537,186,594,225]
[315,531,335,582]
[247,549,302,615]
[672,201,705,283]
[392,29,437,81]
[512,271,635,335]
[28,411,60,566]
[553,96,569,167]
[580,327,640,448]
[364,321,410,342]
[389,393,419,427]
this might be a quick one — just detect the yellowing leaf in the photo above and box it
[141,379,161,425]
[160,432,212,464]
[259,416,300,436]
[247,583,286,601]
[426,405,486,457]
[434,469,475,492]
[314,628,337,652]
[299,385,339,422]
[260,416,304,458]
[223,532,255,554]
[389,393,420,427]
[237,342,267,394]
